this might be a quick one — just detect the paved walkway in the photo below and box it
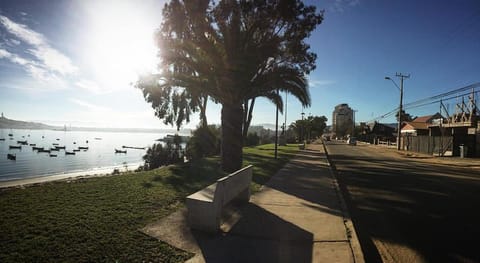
[143,142,364,263]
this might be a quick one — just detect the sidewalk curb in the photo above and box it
[320,141,365,263]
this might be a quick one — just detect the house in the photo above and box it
[401,113,443,136]
[357,122,396,143]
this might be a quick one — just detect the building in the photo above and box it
[401,113,443,136]
[332,103,353,137]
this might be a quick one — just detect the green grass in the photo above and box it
[0,144,298,262]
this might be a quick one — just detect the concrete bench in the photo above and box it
[186,165,253,232]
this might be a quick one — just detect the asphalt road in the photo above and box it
[325,141,480,263]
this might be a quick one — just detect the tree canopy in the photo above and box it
[139,0,323,172]
[396,109,415,122]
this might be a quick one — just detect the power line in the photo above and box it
[367,82,480,123]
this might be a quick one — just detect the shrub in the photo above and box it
[142,142,184,170]
[185,125,220,160]
[245,132,260,146]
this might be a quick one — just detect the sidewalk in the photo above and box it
[143,142,363,263]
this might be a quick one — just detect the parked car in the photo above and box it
[347,137,357,146]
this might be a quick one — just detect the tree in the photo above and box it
[289,115,327,142]
[308,115,328,139]
[396,109,414,122]
[147,0,323,172]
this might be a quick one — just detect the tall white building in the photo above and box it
[332,103,354,137]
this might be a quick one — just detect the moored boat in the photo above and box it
[78,146,89,150]
[29,143,36,146]
[121,145,145,150]
[55,145,66,150]
[73,149,80,152]
[9,145,21,149]
[7,153,16,160]
[17,140,28,145]
[65,151,75,155]
[49,154,57,157]
[38,148,51,153]
[50,148,59,151]
[32,146,43,150]
[115,149,127,154]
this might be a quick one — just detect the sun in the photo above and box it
[82,1,160,90]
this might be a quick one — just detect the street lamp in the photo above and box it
[385,73,409,150]
[301,110,305,143]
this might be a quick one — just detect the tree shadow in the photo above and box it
[327,144,480,262]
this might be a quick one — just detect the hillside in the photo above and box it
[0,115,57,130]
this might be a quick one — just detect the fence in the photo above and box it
[403,135,453,156]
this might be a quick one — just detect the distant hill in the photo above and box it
[0,115,190,134]
[0,115,57,130]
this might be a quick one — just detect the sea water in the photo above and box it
[0,129,173,182]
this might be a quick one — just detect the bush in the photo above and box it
[142,142,184,170]
[185,125,220,160]
[245,132,260,146]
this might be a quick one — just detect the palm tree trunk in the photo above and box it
[242,98,255,142]
[200,95,208,128]
[221,103,243,173]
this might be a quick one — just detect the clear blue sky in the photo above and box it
[1,0,479,129]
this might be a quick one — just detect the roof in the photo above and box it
[402,122,429,131]
[412,113,443,123]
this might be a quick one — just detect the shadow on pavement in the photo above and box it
[327,143,480,263]
[193,203,313,263]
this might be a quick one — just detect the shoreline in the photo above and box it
[0,162,143,189]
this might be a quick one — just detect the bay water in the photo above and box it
[0,129,176,182]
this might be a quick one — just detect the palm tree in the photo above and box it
[151,0,322,172]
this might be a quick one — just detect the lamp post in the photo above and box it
[385,73,409,150]
[275,88,279,159]
[301,110,305,143]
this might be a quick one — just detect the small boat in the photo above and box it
[73,142,76,144]
[42,136,44,139]
[121,145,146,150]
[9,145,21,149]
[0,138,5,141]
[115,149,127,154]
[52,143,59,146]
[49,154,57,157]
[38,149,51,153]
[65,151,75,155]
[55,146,66,150]
[78,146,89,150]
[29,143,36,146]
[9,138,14,140]
[17,140,28,145]
[94,137,102,140]
[32,146,43,151]
[22,136,25,138]
[50,148,59,151]
[8,133,13,137]
[56,138,60,141]
[73,149,80,152]
[7,153,16,160]
[86,140,89,143]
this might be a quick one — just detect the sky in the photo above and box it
[0,0,479,129]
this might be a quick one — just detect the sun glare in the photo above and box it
[82,1,159,91]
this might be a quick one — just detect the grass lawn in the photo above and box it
[0,144,298,262]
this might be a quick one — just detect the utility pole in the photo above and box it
[385,73,409,150]
[395,72,409,150]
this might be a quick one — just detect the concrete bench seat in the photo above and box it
[186,165,253,232]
